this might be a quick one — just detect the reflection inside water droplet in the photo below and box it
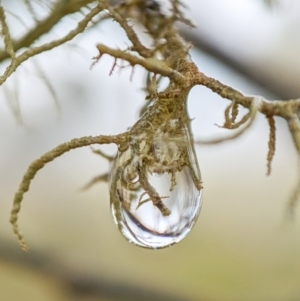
[109,115,202,249]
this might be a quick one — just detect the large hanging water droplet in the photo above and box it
[109,108,202,249]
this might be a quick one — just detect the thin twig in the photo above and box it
[81,173,110,190]
[196,98,261,145]
[0,1,15,59]
[95,44,184,84]
[230,101,239,124]
[23,0,38,22]
[91,147,115,161]
[266,115,276,176]
[10,133,126,251]
[108,7,152,57]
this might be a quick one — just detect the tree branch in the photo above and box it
[195,72,300,118]
[10,133,127,251]
[0,1,15,59]
[95,44,184,83]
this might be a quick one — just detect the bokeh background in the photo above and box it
[0,0,300,300]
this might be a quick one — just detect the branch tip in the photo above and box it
[266,115,276,176]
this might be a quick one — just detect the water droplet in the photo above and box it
[109,115,202,249]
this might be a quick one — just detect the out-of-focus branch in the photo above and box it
[0,240,196,301]
[0,2,15,59]
[0,0,98,63]
[0,1,106,86]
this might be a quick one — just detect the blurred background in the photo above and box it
[0,0,300,300]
